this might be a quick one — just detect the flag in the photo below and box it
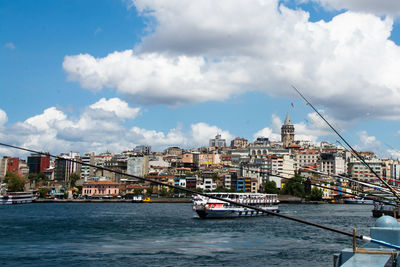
[291,102,294,108]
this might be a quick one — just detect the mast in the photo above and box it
[292,85,400,202]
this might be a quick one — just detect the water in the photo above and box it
[0,203,375,266]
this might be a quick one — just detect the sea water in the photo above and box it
[0,203,375,266]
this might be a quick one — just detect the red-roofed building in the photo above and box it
[82,181,119,197]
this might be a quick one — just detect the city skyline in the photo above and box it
[1,0,400,158]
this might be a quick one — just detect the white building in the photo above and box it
[209,134,226,148]
[318,153,346,175]
[81,152,95,182]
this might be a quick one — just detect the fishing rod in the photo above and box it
[203,158,397,206]
[335,140,400,187]
[235,154,399,203]
[299,165,396,194]
[238,164,398,206]
[1,141,400,250]
[292,85,400,202]
[257,153,399,192]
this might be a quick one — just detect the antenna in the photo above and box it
[291,85,400,202]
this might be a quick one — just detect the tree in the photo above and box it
[5,171,26,192]
[212,173,219,181]
[69,172,80,187]
[282,174,305,198]
[146,187,153,196]
[159,187,168,197]
[309,187,323,201]
[133,188,143,195]
[264,181,280,194]
[38,188,49,198]
[28,173,48,187]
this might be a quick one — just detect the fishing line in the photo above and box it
[292,85,400,202]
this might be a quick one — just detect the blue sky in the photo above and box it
[1,0,400,157]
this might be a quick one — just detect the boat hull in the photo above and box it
[344,198,374,205]
[0,192,36,205]
[196,207,279,218]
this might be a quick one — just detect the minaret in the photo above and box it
[281,112,295,148]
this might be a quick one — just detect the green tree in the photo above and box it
[159,187,168,197]
[282,174,305,198]
[264,181,280,194]
[212,173,219,181]
[309,187,323,201]
[69,172,80,187]
[5,171,26,192]
[75,185,82,195]
[38,188,49,198]
[146,187,153,196]
[133,188,143,195]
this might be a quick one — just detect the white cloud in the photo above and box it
[4,42,15,50]
[0,109,7,126]
[89,97,140,119]
[353,131,386,157]
[308,0,400,17]
[25,107,67,131]
[253,113,332,143]
[63,0,400,122]
[190,122,233,146]
[0,100,233,157]
[388,149,400,159]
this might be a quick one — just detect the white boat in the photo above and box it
[344,197,374,205]
[0,192,36,205]
[193,193,279,218]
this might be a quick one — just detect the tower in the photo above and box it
[281,112,295,148]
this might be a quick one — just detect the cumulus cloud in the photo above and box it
[353,130,392,157]
[89,97,140,119]
[0,100,233,157]
[307,0,400,17]
[388,149,400,159]
[63,0,400,123]
[190,122,233,146]
[0,109,8,126]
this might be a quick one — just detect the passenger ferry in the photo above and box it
[193,193,279,218]
[0,192,36,205]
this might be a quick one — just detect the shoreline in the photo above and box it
[32,195,327,204]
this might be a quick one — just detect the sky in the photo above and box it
[1,0,400,158]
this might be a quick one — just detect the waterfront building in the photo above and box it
[318,152,346,175]
[81,152,95,182]
[54,152,81,184]
[236,178,245,191]
[198,177,217,191]
[185,176,197,189]
[82,181,119,197]
[281,112,295,148]
[0,157,8,181]
[27,153,50,174]
[381,159,400,186]
[347,157,384,183]
[209,134,226,148]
